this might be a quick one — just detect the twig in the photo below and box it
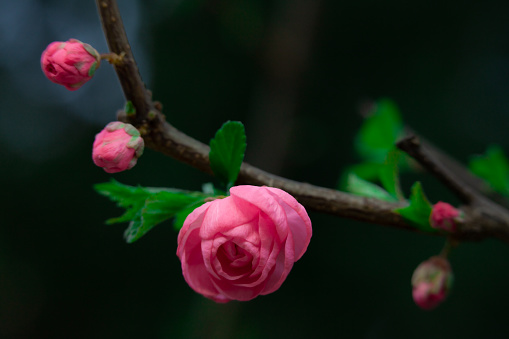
[397,134,509,243]
[417,135,509,209]
[96,0,153,125]
[95,0,509,244]
[396,134,476,204]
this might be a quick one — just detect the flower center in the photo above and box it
[216,241,253,278]
[46,64,57,75]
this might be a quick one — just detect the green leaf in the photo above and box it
[469,145,509,196]
[379,150,404,200]
[94,179,211,243]
[344,173,398,202]
[94,179,152,224]
[355,99,403,163]
[209,121,247,188]
[394,182,436,232]
[143,192,202,225]
[124,191,206,243]
[125,101,136,115]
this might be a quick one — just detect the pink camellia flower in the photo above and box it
[177,185,312,303]
[41,39,101,91]
[411,256,453,310]
[430,201,462,232]
[92,122,144,173]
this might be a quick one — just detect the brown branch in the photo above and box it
[397,135,476,204]
[401,128,509,209]
[96,0,153,125]
[95,0,509,244]
[397,134,509,243]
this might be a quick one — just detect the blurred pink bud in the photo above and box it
[430,201,462,232]
[177,185,312,303]
[411,256,453,310]
[92,122,144,173]
[41,39,101,91]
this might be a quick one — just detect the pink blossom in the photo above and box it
[411,256,453,310]
[430,201,461,232]
[41,39,100,91]
[92,122,144,173]
[177,185,312,302]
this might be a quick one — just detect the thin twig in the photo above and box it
[396,134,476,204]
[96,0,153,125]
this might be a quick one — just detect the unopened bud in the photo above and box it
[430,201,462,232]
[92,122,144,173]
[411,256,453,310]
[41,39,100,91]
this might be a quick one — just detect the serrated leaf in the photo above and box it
[394,182,436,232]
[379,150,404,200]
[126,191,209,243]
[344,173,398,202]
[355,99,403,163]
[209,121,247,189]
[95,179,211,243]
[143,191,203,225]
[469,145,509,196]
[95,179,150,208]
[94,179,152,224]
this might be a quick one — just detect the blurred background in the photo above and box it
[1,0,509,338]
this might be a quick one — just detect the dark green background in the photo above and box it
[1,0,509,338]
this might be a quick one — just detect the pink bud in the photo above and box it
[92,122,144,173]
[41,39,101,91]
[411,256,453,310]
[430,201,461,232]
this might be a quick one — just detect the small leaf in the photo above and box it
[95,179,211,243]
[379,150,404,200]
[125,101,136,115]
[344,173,398,202]
[469,145,509,196]
[209,121,247,188]
[355,99,403,163]
[123,191,206,243]
[143,191,204,224]
[394,182,436,232]
[94,179,152,224]
[94,179,149,207]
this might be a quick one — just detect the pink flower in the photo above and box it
[430,201,461,232]
[41,39,100,91]
[177,185,312,303]
[411,256,453,310]
[92,122,144,173]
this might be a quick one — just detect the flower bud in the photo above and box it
[411,256,453,310]
[41,39,100,91]
[430,201,462,232]
[92,122,144,173]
